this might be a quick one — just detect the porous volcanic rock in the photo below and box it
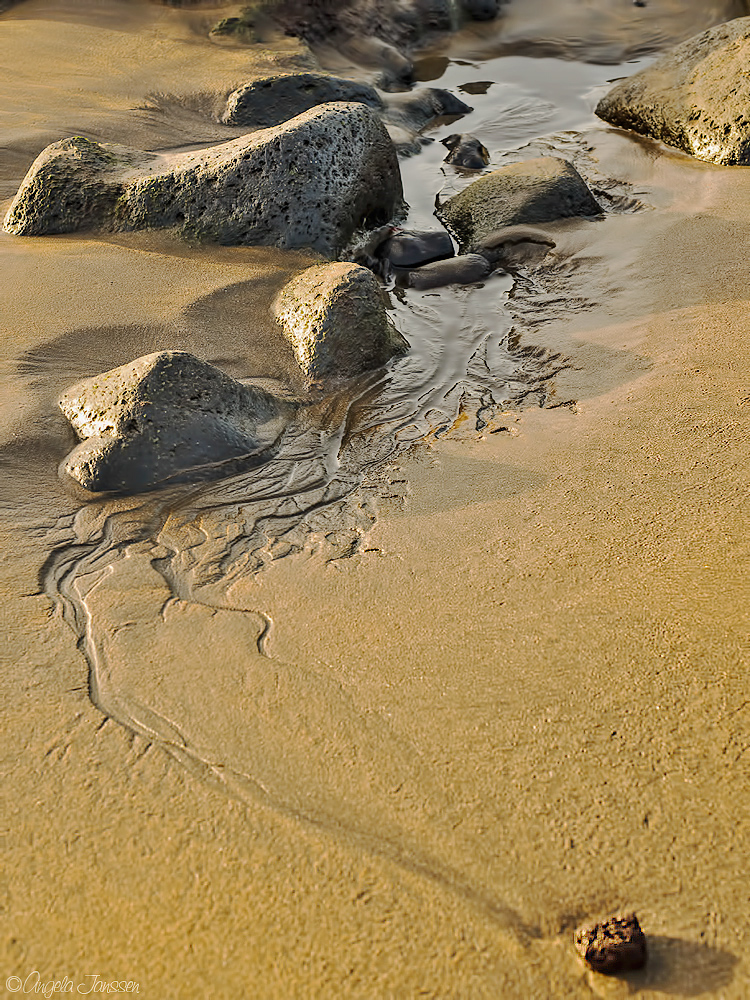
[274,262,408,381]
[59,352,297,494]
[436,156,601,251]
[595,17,750,165]
[574,912,648,975]
[222,72,383,128]
[4,103,403,256]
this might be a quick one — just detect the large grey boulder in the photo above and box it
[273,262,408,382]
[4,103,403,256]
[436,157,601,251]
[596,17,750,166]
[221,72,383,128]
[59,351,297,494]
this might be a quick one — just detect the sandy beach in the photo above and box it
[0,1,748,996]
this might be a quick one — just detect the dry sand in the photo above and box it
[0,1,748,997]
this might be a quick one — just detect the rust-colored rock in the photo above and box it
[574,912,647,974]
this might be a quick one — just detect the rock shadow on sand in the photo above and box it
[616,936,738,996]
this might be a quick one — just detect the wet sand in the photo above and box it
[1,1,748,997]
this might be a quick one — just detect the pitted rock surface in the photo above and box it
[60,351,297,494]
[596,17,750,165]
[4,103,403,256]
[274,262,408,382]
[574,912,648,975]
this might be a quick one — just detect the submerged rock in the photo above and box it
[596,18,750,165]
[436,157,601,251]
[379,228,455,269]
[59,352,297,494]
[4,103,403,256]
[442,133,490,170]
[222,72,383,128]
[574,912,648,975]
[461,0,500,18]
[382,88,473,132]
[475,224,557,267]
[398,253,491,290]
[274,262,408,382]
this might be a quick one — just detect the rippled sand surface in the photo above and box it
[1,1,748,996]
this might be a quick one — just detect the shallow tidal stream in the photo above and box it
[1,1,748,997]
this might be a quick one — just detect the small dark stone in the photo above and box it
[442,133,490,170]
[379,228,455,268]
[574,912,647,975]
[397,253,491,290]
[461,0,500,20]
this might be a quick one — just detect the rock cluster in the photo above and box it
[437,157,601,251]
[3,32,609,495]
[220,74,473,156]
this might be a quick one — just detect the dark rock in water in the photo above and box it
[399,253,491,290]
[59,352,296,494]
[442,133,490,170]
[596,18,750,165]
[436,157,601,251]
[574,912,647,975]
[273,262,408,382]
[4,104,403,257]
[382,88,473,132]
[222,72,383,128]
[379,228,455,268]
[461,0,500,20]
[349,224,398,275]
[474,224,556,267]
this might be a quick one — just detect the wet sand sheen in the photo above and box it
[1,1,749,997]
